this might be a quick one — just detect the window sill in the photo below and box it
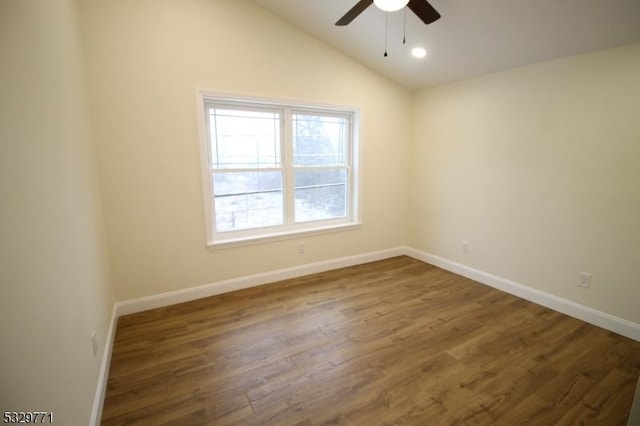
[206,222,362,250]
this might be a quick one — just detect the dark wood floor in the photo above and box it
[101,256,640,425]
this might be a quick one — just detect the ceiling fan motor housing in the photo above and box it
[374,0,410,12]
[336,0,440,27]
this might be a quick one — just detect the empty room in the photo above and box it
[2,0,640,424]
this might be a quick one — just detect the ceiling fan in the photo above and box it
[335,0,441,26]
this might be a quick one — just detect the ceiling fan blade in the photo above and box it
[335,0,373,26]
[407,0,441,25]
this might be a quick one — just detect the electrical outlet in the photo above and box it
[297,242,305,254]
[91,331,98,357]
[461,241,470,254]
[578,272,592,289]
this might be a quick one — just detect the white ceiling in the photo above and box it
[250,0,640,90]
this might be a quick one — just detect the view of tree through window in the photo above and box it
[203,99,355,239]
[210,108,283,231]
[293,114,348,223]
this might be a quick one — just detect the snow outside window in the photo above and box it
[198,94,360,247]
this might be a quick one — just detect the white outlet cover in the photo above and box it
[91,331,98,357]
[578,272,592,289]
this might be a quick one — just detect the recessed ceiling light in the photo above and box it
[411,47,428,58]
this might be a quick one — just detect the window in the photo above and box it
[198,93,360,247]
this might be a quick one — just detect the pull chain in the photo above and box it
[403,7,407,44]
[384,13,388,57]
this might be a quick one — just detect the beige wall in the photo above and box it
[409,43,640,324]
[80,0,411,301]
[0,0,114,423]
[1,0,639,421]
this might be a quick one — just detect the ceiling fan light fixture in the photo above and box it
[373,0,410,12]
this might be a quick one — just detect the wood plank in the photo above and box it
[101,256,640,425]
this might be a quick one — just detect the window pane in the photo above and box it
[209,108,280,169]
[293,114,348,166]
[294,169,347,223]
[214,171,283,232]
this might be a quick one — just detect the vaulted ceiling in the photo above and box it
[250,0,640,89]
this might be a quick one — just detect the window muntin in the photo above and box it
[292,112,350,224]
[209,108,281,169]
[200,95,359,246]
[292,114,348,167]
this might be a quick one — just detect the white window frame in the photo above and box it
[196,91,361,248]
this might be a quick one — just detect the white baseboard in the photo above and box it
[113,246,640,341]
[94,246,639,423]
[116,247,406,317]
[92,248,402,423]
[90,304,118,426]
[405,247,640,342]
